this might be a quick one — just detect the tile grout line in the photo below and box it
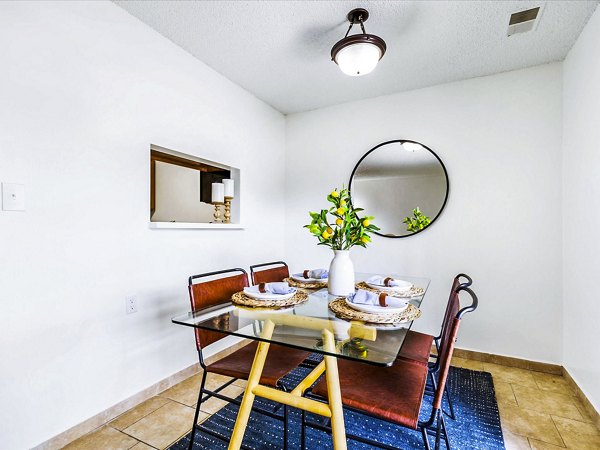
[158,394,197,410]
[502,405,566,447]
[127,439,143,450]
[548,414,568,448]
[505,401,587,425]
[164,409,218,450]
[493,372,586,448]
[110,398,175,434]
[508,382,520,407]
[118,401,192,450]
[512,383,590,423]
[120,401,177,434]
[573,403,593,423]
[117,373,233,448]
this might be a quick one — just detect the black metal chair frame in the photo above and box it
[301,283,479,450]
[187,267,291,450]
[424,273,474,420]
[249,260,289,285]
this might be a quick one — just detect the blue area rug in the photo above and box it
[169,361,504,450]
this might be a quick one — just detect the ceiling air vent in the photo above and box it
[507,6,541,36]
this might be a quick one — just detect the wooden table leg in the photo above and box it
[227,316,353,450]
[228,319,275,450]
[322,328,348,450]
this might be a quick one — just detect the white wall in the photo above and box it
[562,7,600,412]
[285,64,563,363]
[0,2,285,448]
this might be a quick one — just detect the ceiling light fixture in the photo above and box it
[402,142,423,152]
[331,8,387,77]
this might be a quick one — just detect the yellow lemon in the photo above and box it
[336,207,345,215]
[362,219,370,227]
[361,236,369,244]
[322,231,330,239]
[330,190,339,198]
[340,199,347,206]
[336,218,343,226]
[326,227,333,235]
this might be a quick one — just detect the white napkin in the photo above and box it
[303,269,328,279]
[258,282,294,295]
[368,275,405,287]
[350,289,388,307]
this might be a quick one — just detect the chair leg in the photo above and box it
[301,409,306,450]
[421,425,431,450]
[428,370,437,391]
[430,369,456,421]
[440,412,450,450]
[273,381,287,413]
[188,370,208,450]
[283,404,288,450]
[434,410,442,450]
[444,385,456,420]
[275,380,289,450]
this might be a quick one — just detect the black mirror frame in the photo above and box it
[348,139,450,239]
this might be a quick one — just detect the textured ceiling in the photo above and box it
[114,1,598,114]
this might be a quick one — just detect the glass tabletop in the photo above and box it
[172,273,430,367]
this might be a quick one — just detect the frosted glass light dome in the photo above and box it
[402,142,424,152]
[330,9,387,77]
[335,42,382,76]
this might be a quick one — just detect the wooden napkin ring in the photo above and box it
[258,283,267,293]
[384,277,394,287]
[303,270,310,279]
[378,293,388,307]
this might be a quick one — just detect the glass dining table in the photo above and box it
[172,273,430,450]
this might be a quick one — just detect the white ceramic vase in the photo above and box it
[328,249,355,296]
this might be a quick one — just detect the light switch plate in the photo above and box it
[2,183,25,211]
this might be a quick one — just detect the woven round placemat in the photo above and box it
[231,290,309,309]
[328,297,422,324]
[355,281,425,298]
[283,277,327,289]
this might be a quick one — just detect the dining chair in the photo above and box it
[187,267,311,450]
[397,273,473,419]
[302,279,479,450]
[249,260,323,368]
[249,261,290,285]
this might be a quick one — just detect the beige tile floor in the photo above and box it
[64,356,599,450]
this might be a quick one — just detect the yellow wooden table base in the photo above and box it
[227,319,354,450]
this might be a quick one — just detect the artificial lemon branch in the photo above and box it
[304,187,380,250]
[403,207,431,232]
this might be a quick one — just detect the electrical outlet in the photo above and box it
[126,295,138,314]
[2,183,25,211]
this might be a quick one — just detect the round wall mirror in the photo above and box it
[349,140,449,238]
